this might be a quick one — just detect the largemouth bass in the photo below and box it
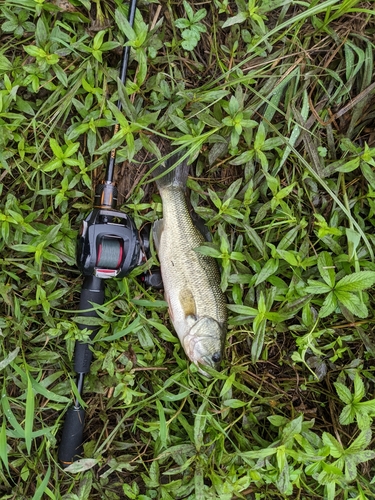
[152,154,227,373]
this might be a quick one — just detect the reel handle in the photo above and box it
[58,405,86,467]
[58,276,105,466]
[74,276,105,373]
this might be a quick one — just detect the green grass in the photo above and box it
[1,0,375,498]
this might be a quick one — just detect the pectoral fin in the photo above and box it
[152,219,164,252]
[179,288,196,319]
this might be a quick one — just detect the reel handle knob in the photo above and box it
[142,267,163,289]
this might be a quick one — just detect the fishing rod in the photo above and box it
[58,0,161,467]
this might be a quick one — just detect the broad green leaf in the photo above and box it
[317,251,335,287]
[92,29,106,50]
[268,415,288,427]
[255,258,279,286]
[265,311,294,323]
[348,428,372,453]
[194,245,222,258]
[208,187,222,209]
[64,142,80,158]
[64,459,99,473]
[334,382,352,405]
[361,161,375,189]
[275,182,296,200]
[240,447,277,460]
[305,280,332,294]
[147,319,177,343]
[43,223,62,246]
[357,399,375,413]
[265,173,279,195]
[276,459,290,494]
[49,138,63,159]
[223,399,247,408]
[324,478,337,500]
[223,178,242,203]
[251,315,266,362]
[219,372,235,397]
[319,291,337,318]
[345,457,358,482]
[175,18,190,29]
[182,0,194,20]
[115,9,136,40]
[222,12,248,28]
[351,450,375,463]
[258,291,266,315]
[281,415,303,445]
[322,432,343,457]
[277,225,300,251]
[336,271,375,292]
[0,348,19,370]
[228,95,239,116]
[194,462,205,500]
[245,225,265,254]
[230,251,246,261]
[336,157,360,172]
[227,304,258,316]
[230,150,254,165]
[95,130,127,155]
[193,8,207,23]
[11,244,36,253]
[346,228,361,261]
[339,404,356,426]
[335,290,368,318]
[23,45,45,57]
[353,373,366,403]
[275,249,299,267]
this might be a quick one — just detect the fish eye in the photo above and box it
[211,352,221,363]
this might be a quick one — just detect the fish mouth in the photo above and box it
[199,354,220,369]
[183,342,218,374]
[194,357,221,378]
[182,317,224,373]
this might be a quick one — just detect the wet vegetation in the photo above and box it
[1,0,375,498]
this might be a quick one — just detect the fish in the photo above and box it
[152,152,227,374]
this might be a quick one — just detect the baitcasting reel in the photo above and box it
[77,207,141,279]
[77,181,162,286]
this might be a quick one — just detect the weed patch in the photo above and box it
[1,0,375,498]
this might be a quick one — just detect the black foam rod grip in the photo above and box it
[58,406,86,467]
[74,276,105,374]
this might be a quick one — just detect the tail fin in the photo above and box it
[152,151,190,190]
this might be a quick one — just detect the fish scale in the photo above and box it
[153,158,227,372]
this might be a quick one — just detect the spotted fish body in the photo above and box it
[152,156,227,373]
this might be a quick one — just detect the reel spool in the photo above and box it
[96,237,123,275]
[77,208,142,279]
